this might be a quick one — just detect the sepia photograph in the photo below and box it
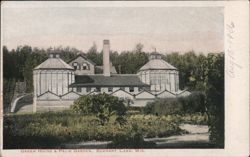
[0,1,249,157]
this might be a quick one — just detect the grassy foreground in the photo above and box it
[3,111,207,149]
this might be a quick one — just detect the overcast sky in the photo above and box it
[2,2,224,54]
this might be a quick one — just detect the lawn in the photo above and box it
[3,110,207,149]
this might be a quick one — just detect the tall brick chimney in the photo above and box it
[103,39,111,77]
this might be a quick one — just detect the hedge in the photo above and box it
[144,91,206,115]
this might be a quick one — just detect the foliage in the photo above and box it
[108,123,156,148]
[127,115,186,138]
[86,42,103,66]
[144,92,206,115]
[4,111,185,148]
[179,113,208,125]
[179,91,206,113]
[145,98,183,115]
[205,53,224,147]
[163,52,207,90]
[71,93,127,125]
[126,106,144,115]
[111,51,149,74]
[3,79,16,112]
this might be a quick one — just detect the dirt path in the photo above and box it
[145,124,210,148]
[180,124,209,134]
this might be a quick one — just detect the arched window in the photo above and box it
[72,62,79,70]
[82,63,89,70]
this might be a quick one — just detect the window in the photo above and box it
[73,62,79,70]
[161,73,167,84]
[96,87,101,92]
[129,87,134,92]
[167,74,169,84]
[86,87,91,92]
[156,54,161,59]
[108,87,113,92]
[76,87,82,92]
[156,73,161,84]
[150,73,157,84]
[139,87,143,91]
[82,63,89,70]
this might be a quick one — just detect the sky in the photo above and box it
[2,2,224,54]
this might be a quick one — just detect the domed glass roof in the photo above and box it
[139,59,177,71]
[34,58,74,70]
[139,53,177,71]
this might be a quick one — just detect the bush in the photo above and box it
[127,115,185,138]
[180,91,206,113]
[126,106,143,115]
[71,93,127,125]
[108,123,156,148]
[144,92,205,115]
[144,98,183,115]
[180,113,208,125]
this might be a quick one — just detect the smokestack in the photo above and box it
[103,39,111,77]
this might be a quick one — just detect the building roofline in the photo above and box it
[135,90,156,97]
[177,88,191,95]
[110,88,134,97]
[37,91,60,98]
[69,84,150,88]
[67,54,96,66]
[137,68,178,72]
[61,91,82,97]
[34,58,74,70]
[157,89,176,96]
[110,74,138,76]
[34,68,74,70]
[87,90,99,95]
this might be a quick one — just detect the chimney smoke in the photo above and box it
[103,40,111,77]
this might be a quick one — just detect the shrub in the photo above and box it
[71,93,127,125]
[144,98,183,115]
[107,123,156,148]
[181,91,206,114]
[180,113,208,125]
[126,106,143,115]
[144,92,206,115]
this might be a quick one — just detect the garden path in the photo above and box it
[144,124,210,148]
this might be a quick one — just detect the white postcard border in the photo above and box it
[0,1,249,157]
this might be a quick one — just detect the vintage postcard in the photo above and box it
[0,1,249,157]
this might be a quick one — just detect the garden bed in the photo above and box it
[3,111,207,149]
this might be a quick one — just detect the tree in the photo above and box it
[3,46,11,79]
[115,51,148,74]
[205,53,224,147]
[134,43,144,53]
[71,93,127,125]
[86,42,103,66]
[163,51,208,91]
